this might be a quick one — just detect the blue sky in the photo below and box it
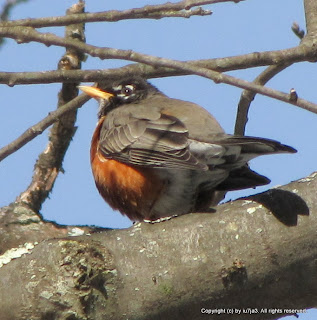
[1,0,316,318]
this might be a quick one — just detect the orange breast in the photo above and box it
[90,117,164,221]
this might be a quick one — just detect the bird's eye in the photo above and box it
[122,85,134,96]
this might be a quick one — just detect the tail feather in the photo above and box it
[215,165,271,191]
[220,136,297,155]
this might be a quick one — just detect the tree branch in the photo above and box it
[1,25,317,115]
[0,0,30,22]
[1,25,316,65]
[233,18,309,136]
[304,0,317,39]
[0,94,89,162]
[0,172,315,320]
[15,2,86,212]
[234,64,292,136]
[0,202,104,258]
[0,0,245,28]
[0,0,31,46]
[0,44,312,85]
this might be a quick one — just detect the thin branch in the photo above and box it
[15,2,86,211]
[234,63,293,136]
[0,0,246,28]
[159,59,317,115]
[2,26,317,115]
[0,0,29,21]
[0,43,311,86]
[0,23,316,86]
[234,20,308,136]
[1,26,314,65]
[0,0,228,28]
[0,0,30,46]
[0,94,89,162]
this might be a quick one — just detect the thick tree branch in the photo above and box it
[0,172,315,320]
[0,202,104,257]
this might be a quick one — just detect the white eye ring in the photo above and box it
[123,84,134,95]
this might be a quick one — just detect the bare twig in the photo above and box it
[234,63,293,136]
[292,22,305,39]
[0,0,29,21]
[0,0,216,28]
[0,0,246,28]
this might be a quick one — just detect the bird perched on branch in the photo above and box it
[79,77,296,222]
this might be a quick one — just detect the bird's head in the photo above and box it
[79,77,160,118]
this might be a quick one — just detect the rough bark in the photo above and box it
[0,171,316,320]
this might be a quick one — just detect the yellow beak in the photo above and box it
[78,85,114,100]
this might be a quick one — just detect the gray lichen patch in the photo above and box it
[57,239,119,319]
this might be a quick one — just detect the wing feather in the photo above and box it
[98,114,207,170]
[98,111,296,172]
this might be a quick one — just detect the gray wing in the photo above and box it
[98,113,208,170]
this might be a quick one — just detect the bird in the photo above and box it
[79,77,296,222]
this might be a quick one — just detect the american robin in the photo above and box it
[79,77,296,222]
